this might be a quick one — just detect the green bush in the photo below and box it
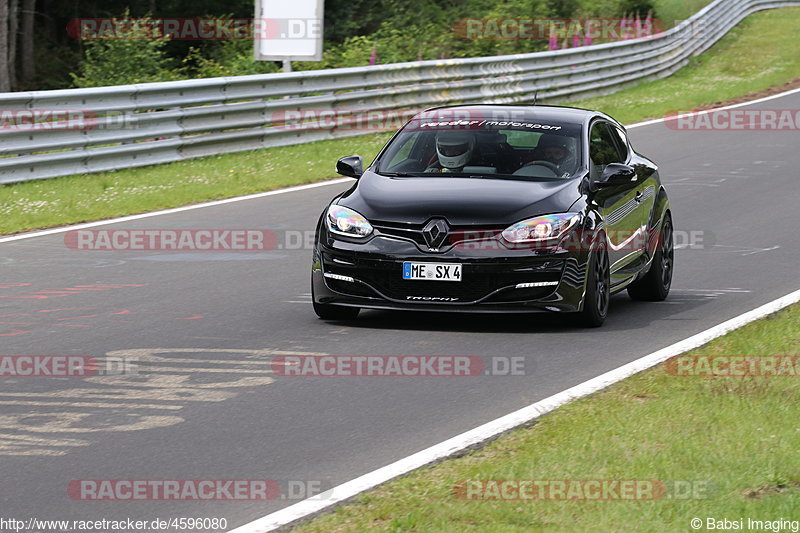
[70,13,180,87]
[182,40,281,78]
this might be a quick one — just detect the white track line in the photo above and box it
[2,87,799,245]
[230,286,800,533]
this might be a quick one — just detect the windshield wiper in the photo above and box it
[377,171,422,177]
[377,171,501,179]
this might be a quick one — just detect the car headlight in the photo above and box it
[502,213,580,243]
[327,205,373,238]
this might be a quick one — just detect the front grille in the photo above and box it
[372,220,506,252]
[371,222,427,247]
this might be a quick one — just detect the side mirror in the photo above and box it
[336,155,364,178]
[595,163,636,188]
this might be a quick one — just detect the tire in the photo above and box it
[577,240,610,327]
[627,215,673,302]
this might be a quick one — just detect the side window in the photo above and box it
[612,126,629,161]
[589,122,625,178]
[385,132,421,170]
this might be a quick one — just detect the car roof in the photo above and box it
[419,104,617,129]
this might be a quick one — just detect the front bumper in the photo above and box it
[312,228,590,313]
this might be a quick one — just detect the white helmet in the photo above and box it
[436,131,474,170]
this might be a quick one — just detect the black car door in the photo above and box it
[588,120,644,286]
[609,124,659,261]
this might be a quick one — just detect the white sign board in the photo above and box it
[254,0,324,61]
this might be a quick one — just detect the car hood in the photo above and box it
[337,170,582,226]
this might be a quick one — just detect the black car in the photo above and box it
[312,104,673,326]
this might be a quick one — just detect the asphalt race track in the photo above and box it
[1,91,798,530]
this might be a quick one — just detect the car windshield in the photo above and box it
[374,113,583,180]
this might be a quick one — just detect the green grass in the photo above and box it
[290,303,800,533]
[2,6,799,236]
[653,0,714,30]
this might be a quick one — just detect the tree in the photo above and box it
[0,0,9,91]
[9,0,17,89]
[19,0,32,85]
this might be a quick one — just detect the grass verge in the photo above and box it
[290,302,800,532]
[1,7,799,236]
[652,0,714,31]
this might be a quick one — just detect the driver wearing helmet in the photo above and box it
[426,131,476,173]
[524,134,572,174]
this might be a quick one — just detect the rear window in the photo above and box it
[502,130,541,148]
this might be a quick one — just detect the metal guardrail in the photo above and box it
[1,0,797,184]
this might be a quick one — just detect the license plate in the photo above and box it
[402,262,462,281]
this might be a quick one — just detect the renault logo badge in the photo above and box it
[422,219,449,250]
